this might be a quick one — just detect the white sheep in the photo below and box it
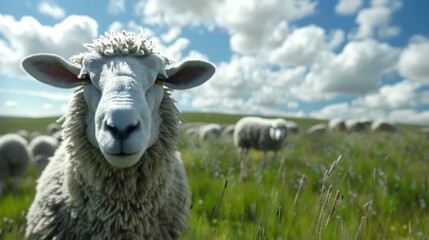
[285,120,299,134]
[306,123,327,135]
[345,119,367,132]
[371,120,397,133]
[21,31,215,239]
[233,116,288,181]
[0,133,30,197]
[198,123,222,140]
[328,118,346,132]
[28,135,59,175]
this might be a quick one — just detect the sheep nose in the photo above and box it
[106,122,140,140]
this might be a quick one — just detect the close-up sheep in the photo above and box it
[21,31,215,239]
[0,133,31,198]
[233,116,288,181]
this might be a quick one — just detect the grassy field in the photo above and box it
[0,113,428,239]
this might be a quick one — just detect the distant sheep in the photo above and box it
[0,133,30,197]
[345,119,366,132]
[328,118,346,132]
[233,117,288,181]
[221,124,235,136]
[285,120,299,134]
[198,123,222,140]
[22,31,215,239]
[307,123,327,135]
[47,122,61,134]
[371,120,397,133]
[28,135,59,175]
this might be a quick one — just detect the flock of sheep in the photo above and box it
[0,123,61,197]
[0,30,408,239]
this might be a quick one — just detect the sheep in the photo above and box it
[285,120,299,134]
[328,118,346,132]
[345,119,366,132]
[0,133,30,197]
[198,123,222,140]
[371,120,397,133]
[306,123,327,135]
[221,124,235,137]
[21,31,215,239]
[47,122,62,134]
[233,117,288,181]
[28,135,59,175]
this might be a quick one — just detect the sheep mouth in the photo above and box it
[102,150,144,168]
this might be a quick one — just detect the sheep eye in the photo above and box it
[155,74,167,86]
[78,73,91,85]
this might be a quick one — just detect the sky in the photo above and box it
[0,0,428,125]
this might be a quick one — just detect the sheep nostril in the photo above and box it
[106,122,139,140]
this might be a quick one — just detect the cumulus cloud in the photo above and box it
[297,39,399,99]
[173,55,306,116]
[38,1,66,19]
[398,36,429,83]
[267,25,344,66]
[108,0,126,15]
[350,0,401,39]
[335,0,364,15]
[0,14,98,77]
[136,0,317,54]
[353,81,421,109]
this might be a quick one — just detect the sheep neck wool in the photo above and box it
[51,87,188,239]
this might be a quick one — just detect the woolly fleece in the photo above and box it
[25,89,191,240]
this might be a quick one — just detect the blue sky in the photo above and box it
[0,0,428,125]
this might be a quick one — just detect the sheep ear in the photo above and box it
[21,54,81,89]
[164,60,215,90]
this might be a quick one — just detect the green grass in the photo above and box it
[0,114,428,239]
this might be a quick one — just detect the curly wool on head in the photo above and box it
[70,31,174,66]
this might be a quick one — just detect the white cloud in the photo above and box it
[136,0,317,54]
[297,39,399,99]
[353,81,422,109]
[350,0,401,39]
[267,25,344,66]
[0,88,73,101]
[0,14,98,77]
[387,109,429,125]
[398,36,429,84]
[38,1,66,19]
[335,0,364,15]
[173,55,306,116]
[43,103,53,110]
[5,100,18,108]
[108,0,126,15]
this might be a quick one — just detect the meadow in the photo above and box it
[0,113,428,239]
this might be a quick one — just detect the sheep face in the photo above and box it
[269,121,288,141]
[22,52,215,168]
[79,53,165,168]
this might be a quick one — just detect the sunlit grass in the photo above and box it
[0,116,428,239]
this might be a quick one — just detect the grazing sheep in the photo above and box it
[28,135,59,175]
[198,123,222,140]
[0,133,30,197]
[22,31,215,239]
[233,117,288,181]
[17,129,30,140]
[285,120,299,134]
[371,120,397,133]
[328,118,346,132]
[221,124,235,137]
[306,123,327,135]
[47,122,62,134]
[345,119,366,132]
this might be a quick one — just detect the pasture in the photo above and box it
[0,113,428,239]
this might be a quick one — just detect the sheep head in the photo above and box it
[21,32,215,168]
